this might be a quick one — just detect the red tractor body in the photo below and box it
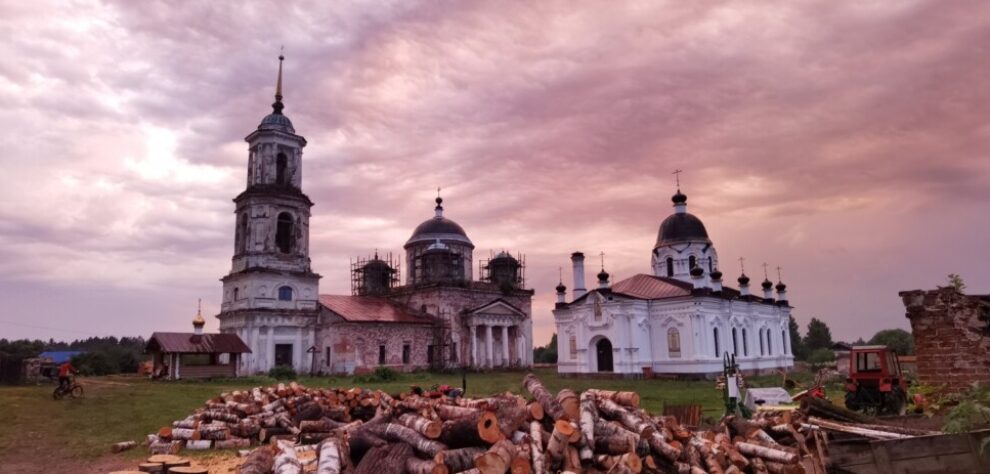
[844,345,907,415]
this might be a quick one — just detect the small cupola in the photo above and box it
[710,268,723,292]
[555,269,568,306]
[192,299,205,335]
[738,273,751,296]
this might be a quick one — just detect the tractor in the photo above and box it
[844,345,908,415]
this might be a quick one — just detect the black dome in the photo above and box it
[775,281,787,291]
[556,282,567,293]
[405,217,473,248]
[690,266,704,277]
[710,269,723,280]
[738,274,750,285]
[656,213,711,247]
[597,270,610,282]
[259,112,295,133]
[762,279,773,289]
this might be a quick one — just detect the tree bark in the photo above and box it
[398,413,443,439]
[474,439,517,474]
[436,447,487,473]
[545,419,575,463]
[316,438,343,474]
[522,373,565,420]
[556,389,579,421]
[364,422,448,457]
[353,442,413,474]
[439,410,502,447]
[408,457,450,474]
[735,442,799,464]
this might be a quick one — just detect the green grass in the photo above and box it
[0,368,812,469]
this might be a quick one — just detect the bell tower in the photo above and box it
[218,54,321,374]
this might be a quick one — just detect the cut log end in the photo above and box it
[477,411,504,444]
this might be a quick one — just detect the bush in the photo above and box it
[268,365,297,380]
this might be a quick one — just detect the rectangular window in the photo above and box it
[275,344,293,367]
[378,345,386,365]
[325,347,331,366]
[450,343,458,362]
[569,335,578,360]
[427,345,435,364]
[402,344,411,364]
[856,352,882,372]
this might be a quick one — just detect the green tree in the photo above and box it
[788,316,808,360]
[532,334,557,364]
[803,317,834,352]
[947,274,966,293]
[807,347,836,371]
[868,329,914,355]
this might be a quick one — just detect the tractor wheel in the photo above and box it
[883,387,907,416]
[844,391,861,412]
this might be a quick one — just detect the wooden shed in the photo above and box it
[146,332,251,380]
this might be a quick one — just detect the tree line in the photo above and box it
[0,336,146,378]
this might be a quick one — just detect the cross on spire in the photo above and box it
[558,266,563,284]
[272,49,285,114]
[600,251,606,271]
[738,257,746,274]
[762,262,769,279]
[776,266,783,281]
[672,169,683,190]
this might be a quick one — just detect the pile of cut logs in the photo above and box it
[145,374,868,473]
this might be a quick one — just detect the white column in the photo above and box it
[516,327,524,365]
[485,325,494,368]
[250,326,259,373]
[267,326,275,371]
[175,353,181,380]
[469,325,477,367]
[501,325,509,367]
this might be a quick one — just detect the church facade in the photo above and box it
[217,57,533,375]
[553,190,794,376]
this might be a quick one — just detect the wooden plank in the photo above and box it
[828,441,876,468]
[869,443,893,474]
[879,432,972,460]
[888,453,981,474]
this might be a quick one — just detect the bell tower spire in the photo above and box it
[272,49,285,115]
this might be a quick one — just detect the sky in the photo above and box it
[1,0,988,346]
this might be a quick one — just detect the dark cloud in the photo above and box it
[1,0,988,343]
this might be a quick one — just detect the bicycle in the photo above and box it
[53,376,84,400]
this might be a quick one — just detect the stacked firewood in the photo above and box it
[148,375,835,473]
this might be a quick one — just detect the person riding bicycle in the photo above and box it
[57,361,78,392]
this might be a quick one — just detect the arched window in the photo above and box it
[732,327,738,356]
[713,327,720,358]
[708,257,713,272]
[278,286,293,301]
[667,328,681,358]
[742,328,748,356]
[759,329,765,355]
[782,330,787,354]
[233,288,240,300]
[237,213,249,253]
[276,212,294,253]
[767,330,773,355]
[688,255,697,270]
[276,153,288,185]
[665,257,674,277]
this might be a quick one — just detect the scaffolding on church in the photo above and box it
[350,252,401,296]
[479,251,526,290]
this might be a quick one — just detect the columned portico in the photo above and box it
[484,325,494,368]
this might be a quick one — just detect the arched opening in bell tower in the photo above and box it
[276,212,294,253]
[276,153,288,185]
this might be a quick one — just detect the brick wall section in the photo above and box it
[900,287,990,392]
[317,321,435,374]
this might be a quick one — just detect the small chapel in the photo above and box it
[553,187,795,376]
[216,56,534,375]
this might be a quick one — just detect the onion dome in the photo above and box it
[761,278,774,290]
[597,269,610,283]
[775,281,787,292]
[710,269,723,280]
[737,273,750,285]
[556,281,567,293]
[192,299,205,329]
[690,265,704,277]
[405,196,474,248]
[655,191,711,248]
[258,54,296,133]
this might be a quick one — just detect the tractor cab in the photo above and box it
[844,345,908,415]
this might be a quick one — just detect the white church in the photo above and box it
[553,188,795,376]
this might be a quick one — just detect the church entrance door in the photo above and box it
[596,338,613,372]
[275,344,293,367]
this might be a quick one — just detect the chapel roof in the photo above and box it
[146,333,252,354]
